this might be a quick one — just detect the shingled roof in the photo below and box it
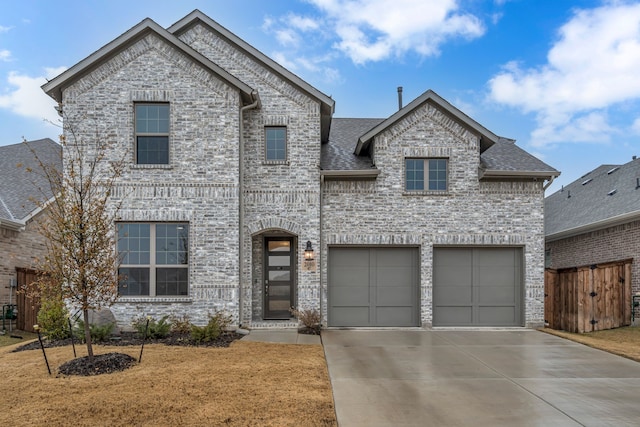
[545,158,640,240]
[0,139,61,228]
[321,118,383,171]
[480,138,559,179]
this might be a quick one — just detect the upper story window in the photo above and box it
[135,103,169,165]
[405,158,448,192]
[265,126,287,163]
[117,223,189,296]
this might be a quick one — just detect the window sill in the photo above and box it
[262,160,289,166]
[130,164,173,170]
[117,296,192,303]
[402,190,450,196]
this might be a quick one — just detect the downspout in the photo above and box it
[319,173,324,326]
[238,91,260,328]
[543,175,556,191]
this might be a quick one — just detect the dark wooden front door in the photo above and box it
[264,237,294,319]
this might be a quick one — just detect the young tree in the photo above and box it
[26,121,126,362]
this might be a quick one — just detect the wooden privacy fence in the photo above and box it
[16,268,41,333]
[545,259,632,333]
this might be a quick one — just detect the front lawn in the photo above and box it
[0,340,337,426]
[541,326,640,362]
[0,330,38,347]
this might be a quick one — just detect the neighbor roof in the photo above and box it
[545,158,640,240]
[42,16,258,106]
[0,139,61,229]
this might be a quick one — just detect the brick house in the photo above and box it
[545,158,640,295]
[42,10,558,329]
[0,139,61,308]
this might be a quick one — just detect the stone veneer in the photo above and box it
[321,101,546,327]
[0,213,48,306]
[55,18,547,330]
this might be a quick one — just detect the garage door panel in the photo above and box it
[434,306,472,325]
[433,247,522,327]
[434,286,472,304]
[377,307,414,326]
[377,286,414,305]
[331,287,370,306]
[478,307,517,325]
[478,286,515,304]
[331,267,369,287]
[328,247,419,327]
[331,307,370,326]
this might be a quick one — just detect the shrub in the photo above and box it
[36,297,70,340]
[132,315,171,339]
[190,312,232,344]
[290,307,321,329]
[170,314,191,334]
[73,320,115,343]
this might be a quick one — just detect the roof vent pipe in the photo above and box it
[397,86,403,110]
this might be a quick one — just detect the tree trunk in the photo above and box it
[83,309,94,361]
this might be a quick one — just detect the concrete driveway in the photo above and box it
[322,330,640,426]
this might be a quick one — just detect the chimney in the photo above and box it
[397,86,403,110]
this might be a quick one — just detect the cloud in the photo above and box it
[306,0,485,64]
[0,49,10,61]
[0,66,67,125]
[488,3,640,147]
[0,25,12,33]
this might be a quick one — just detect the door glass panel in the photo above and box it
[268,241,290,252]
[268,284,290,296]
[269,256,290,267]
[269,300,291,311]
[269,270,290,281]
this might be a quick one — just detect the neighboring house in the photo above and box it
[545,157,640,294]
[0,139,61,306]
[41,10,558,329]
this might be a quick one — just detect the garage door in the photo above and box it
[328,247,419,327]
[433,247,523,326]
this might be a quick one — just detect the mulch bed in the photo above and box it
[12,331,243,376]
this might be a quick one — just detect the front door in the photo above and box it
[264,237,294,319]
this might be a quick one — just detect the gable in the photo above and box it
[42,17,258,106]
[168,10,334,143]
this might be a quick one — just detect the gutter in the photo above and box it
[320,169,380,180]
[546,209,640,242]
[479,169,560,179]
[0,218,25,232]
[238,91,260,328]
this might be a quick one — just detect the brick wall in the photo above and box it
[321,101,547,327]
[546,219,640,294]
[0,212,48,306]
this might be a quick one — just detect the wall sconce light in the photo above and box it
[304,241,314,261]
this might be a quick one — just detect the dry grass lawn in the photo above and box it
[0,340,337,426]
[0,330,38,347]
[541,326,640,362]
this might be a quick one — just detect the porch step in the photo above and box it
[249,320,299,329]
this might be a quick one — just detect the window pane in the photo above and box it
[118,224,150,265]
[136,104,169,133]
[428,159,447,191]
[156,268,188,296]
[156,224,189,265]
[405,159,424,191]
[137,136,169,164]
[268,241,290,252]
[265,127,286,161]
[118,268,150,296]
